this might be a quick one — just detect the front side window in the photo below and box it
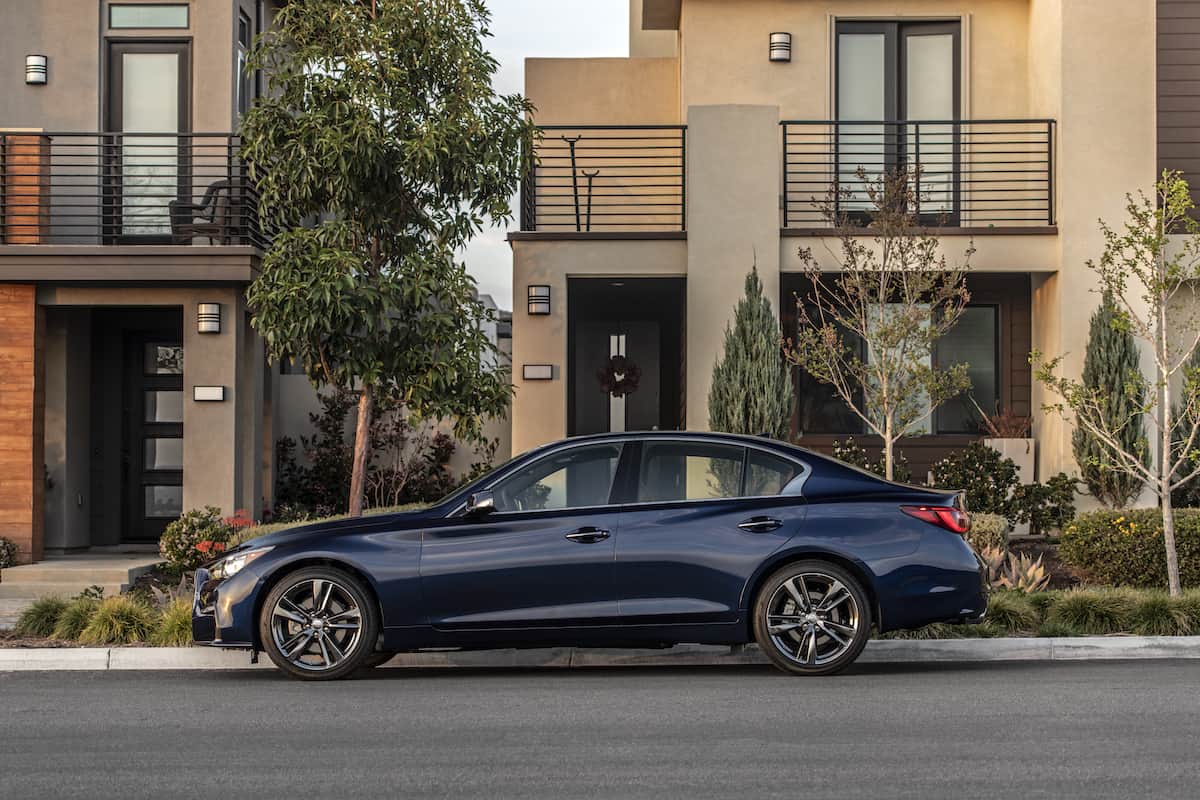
[491,444,623,513]
[637,442,745,502]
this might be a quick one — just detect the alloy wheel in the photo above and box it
[764,572,861,667]
[269,578,364,672]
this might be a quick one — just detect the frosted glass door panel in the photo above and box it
[121,52,180,234]
[905,34,955,216]
[837,34,886,213]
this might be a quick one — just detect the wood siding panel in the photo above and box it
[0,135,49,244]
[1159,1,1200,204]
[0,286,43,563]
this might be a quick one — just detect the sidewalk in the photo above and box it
[3,636,1200,672]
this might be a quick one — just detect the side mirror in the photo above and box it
[466,491,496,516]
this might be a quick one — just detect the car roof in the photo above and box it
[533,430,821,461]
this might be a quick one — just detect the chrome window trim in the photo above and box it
[445,436,810,519]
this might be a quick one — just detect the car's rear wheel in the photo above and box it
[753,560,871,676]
[259,566,380,681]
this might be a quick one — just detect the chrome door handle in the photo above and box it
[738,517,783,533]
[565,527,610,544]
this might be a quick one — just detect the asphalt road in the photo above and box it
[2,660,1199,799]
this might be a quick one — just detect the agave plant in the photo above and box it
[977,546,1052,593]
[997,552,1053,593]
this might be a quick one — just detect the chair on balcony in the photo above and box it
[168,179,234,244]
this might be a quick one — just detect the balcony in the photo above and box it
[0,132,273,248]
[782,119,1056,232]
[519,125,686,236]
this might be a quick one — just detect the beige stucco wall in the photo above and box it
[686,104,783,431]
[679,0,1029,120]
[1028,0,1158,483]
[525,58,681,125]
[510,239,687,453]
[631,0,681,58]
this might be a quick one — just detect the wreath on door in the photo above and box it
[597,355,641,398]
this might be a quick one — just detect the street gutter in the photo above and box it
[2,636,1200,671]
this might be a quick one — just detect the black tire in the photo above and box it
[753,560,872,676]
[259,566,381,681]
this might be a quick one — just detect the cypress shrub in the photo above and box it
[708,266,794,439]
[1072,295,1147,507]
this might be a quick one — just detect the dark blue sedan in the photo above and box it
[193,431,987,679]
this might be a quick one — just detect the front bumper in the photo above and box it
[191,566,257,648]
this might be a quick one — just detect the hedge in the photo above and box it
[967,513,1008,553]
[1059,508,1200,589]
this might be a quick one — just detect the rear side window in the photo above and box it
[746,450,804,496]
[637,442,745,502]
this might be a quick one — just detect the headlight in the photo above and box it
[210,546,274,580]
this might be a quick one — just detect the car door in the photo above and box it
[419,442,629,630]
[614,440,808,624]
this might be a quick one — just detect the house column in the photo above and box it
[0,285,44,564]
[685,104,782,430]
[1029,0,1157,486]
[182,287,252,517]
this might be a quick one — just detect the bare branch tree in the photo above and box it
[785,168,975,480]
[1034,170,1200,596]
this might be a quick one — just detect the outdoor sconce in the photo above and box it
[527,285,551,315]
[25,55,48,85]
[769,32,792,63]
[197,303,221,334]
[522,364,554,381]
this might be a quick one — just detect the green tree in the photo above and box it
[1035,171,1200,596]
[241,0,534,515]
[1073,294,1148,507]
[785,168,975,481]
[708,266,795,440]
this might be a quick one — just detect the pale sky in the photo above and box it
[463,0,629,310]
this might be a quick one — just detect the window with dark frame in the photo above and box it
[237,10,254,118]
[792,303,999,437]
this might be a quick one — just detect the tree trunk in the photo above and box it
[884,418,894,481]
[348,385,374,518]
[1160,378,1183,597]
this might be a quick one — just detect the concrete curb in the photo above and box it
[3,636,1200,672]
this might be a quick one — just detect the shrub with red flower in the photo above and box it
[160,507,235,571]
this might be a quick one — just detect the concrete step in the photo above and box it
[0,582,126,600]
[1,568,142,584]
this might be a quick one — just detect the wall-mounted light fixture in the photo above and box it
[522,364,554,381]
[25,55,48,85]
[193,385,225,402]
[527,284,551,315]
[769,32,792,63]
[197,303,221,334]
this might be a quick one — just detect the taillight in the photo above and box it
[901,505,971,535]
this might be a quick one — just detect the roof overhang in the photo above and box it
[642,0,681,31]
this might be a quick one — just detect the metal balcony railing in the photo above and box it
[520,125,686,233]
[781,119,1056,229]
[0,132,275,247]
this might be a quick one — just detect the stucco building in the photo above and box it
[0,1,509,566]
[510,0,1189,484]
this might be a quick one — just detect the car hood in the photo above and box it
[235,507,441,551]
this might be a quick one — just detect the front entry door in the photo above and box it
[125,336,184,542]
[419,442,628,629]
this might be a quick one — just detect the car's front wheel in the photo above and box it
[259,566,380,681]
[753,560,872,676]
